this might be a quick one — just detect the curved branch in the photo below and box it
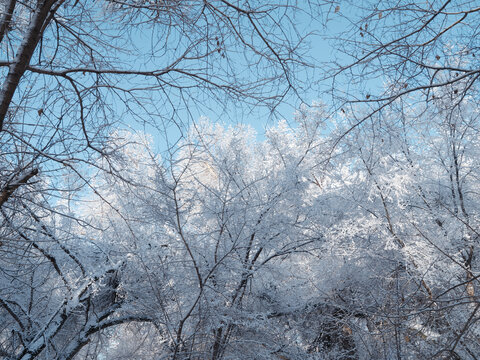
[0,168,38,208]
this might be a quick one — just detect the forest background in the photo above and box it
[1,1,480,359]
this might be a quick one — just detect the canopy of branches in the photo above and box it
[1,1,480,359]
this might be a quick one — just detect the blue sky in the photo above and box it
[122,6,355,154]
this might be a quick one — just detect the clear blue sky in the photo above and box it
[117,5,369,154]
